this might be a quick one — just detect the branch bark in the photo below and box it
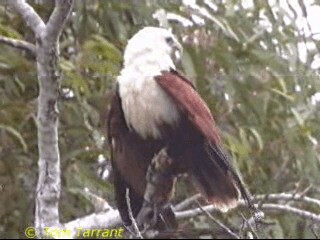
[0,35,35,55]
[175,199,320,224]
[35,0,73,235]
[3,0,73,237]
[62,209,121,238]
[46,0,73,43]
[6,0,45,37]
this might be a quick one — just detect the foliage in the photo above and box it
[0,0,319,238]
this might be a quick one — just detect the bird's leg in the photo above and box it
[136,148,177,230]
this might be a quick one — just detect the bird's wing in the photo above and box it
[155,70,221,145]
[155,70,252,207]
[106,86,145,225]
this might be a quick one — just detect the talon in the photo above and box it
[136,201,159,230]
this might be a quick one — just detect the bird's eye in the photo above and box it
[165,36,174,45]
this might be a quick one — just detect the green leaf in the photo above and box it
[270,88,294,101]
[290,108,304,126]
[248,127,264,151]
[0,124,28,152]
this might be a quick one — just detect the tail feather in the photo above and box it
[189,141,252,211]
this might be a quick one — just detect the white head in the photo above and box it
[118,27,182,139]
[123,27,182,69]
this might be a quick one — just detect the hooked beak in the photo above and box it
[173,41,183,61]
[174,41,183,55]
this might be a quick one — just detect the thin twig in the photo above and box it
[195,200,240,239]
[126,188,143,239]
[0,35,36,55]
[174,194,201,211]
[309,224,319,239]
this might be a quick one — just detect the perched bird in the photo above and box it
[107,27,251,227]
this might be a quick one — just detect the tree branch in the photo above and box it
[0,35,36,56]
[126,188,143,239]
[34,0,73,234]
[62,209,121,238]
[261,203,320,223]
[6,0,45,37]
[253,192,320,208]
[39,190,319,239]
[46,0,73,42]
[175,200,320,224]
[4,0,74,237]
[174,194,201,211]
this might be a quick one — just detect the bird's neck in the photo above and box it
[117,60,180,139]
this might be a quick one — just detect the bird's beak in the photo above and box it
[173,41,183,61]
[174,41,183,55]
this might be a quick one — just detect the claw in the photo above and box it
[136,200,158,230]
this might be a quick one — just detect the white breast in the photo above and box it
[118,66,180,139]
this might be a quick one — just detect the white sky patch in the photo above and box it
[97,154,106,164]
[265,0,320,68]
[302,4,320,39]
[311,92,320,105]
[182,0,197,8]
[259,9,273,33]
[311,54,320,69]
[294,85,301,93]
[242,0,254,9]
[224,93,230,101]
[297,42,307,64]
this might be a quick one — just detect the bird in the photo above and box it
[107,26,252,228]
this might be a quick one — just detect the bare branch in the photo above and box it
[175,201,320,224]
[126,188,143,239]
[261,203,320,223]
[31,0,73,236]
[63,209,122,238]
[50,191,319,238]
[0,35,35,56]
[253,192,320,208]
[46,0,73,42]
[174,194,201,211]
[6,0,45,36]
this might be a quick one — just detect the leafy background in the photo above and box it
[0,0,319,238]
